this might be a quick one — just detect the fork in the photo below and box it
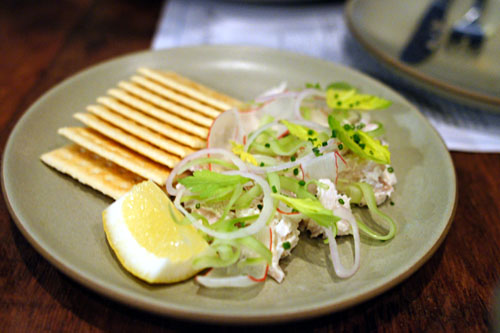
[449,0,487,48]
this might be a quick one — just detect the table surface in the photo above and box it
[1,1,499,331]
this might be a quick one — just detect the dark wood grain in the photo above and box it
[1,1,499,331]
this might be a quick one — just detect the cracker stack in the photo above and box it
[41,67,242,199]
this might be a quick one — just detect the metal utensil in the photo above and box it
[449,0,486,48]
[400,0,453,64]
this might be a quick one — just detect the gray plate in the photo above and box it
[1,46,456,323]
[346,0,500,112]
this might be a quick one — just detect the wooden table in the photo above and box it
[1,1,499,331]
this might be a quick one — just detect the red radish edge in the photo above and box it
[195,267,213,284]
[277,207,300,215]
[335,150,347,165]
[334,151,347,185]
[277,130,289,140]
[239,99,270,114]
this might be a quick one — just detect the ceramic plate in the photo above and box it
[346,0,500,112]
[2,46,456,323]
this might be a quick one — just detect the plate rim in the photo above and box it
[345,0,500,112]
[1,45,457,324]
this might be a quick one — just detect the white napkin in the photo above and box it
[152,0,500,153]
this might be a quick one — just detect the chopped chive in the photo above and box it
[293,168,299,176]
[322,141,328,147]
[331,130,337,138]
[307,129,314,136]
[282,241,291,250]
[338,143,343,150]
[257,204,263,210]
[291,208,298,213]
[235,221,246,228]
[272,185,278,193]
[388,166,394,173]
[359,143,366,149]
[298,180,306,186]
[353,133,360,143]
[291,156,296,162]
[390,201,395,206]
[338,198,345,205]
[265,143,270,148]
[343,124,351,131]
[195,203,201,209]
[260,162,265,167]
[337,101,342,106]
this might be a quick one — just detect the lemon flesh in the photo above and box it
[103,180,209,284]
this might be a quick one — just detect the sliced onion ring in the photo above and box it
[196,273,258,288]
[323,208,360,278]
[166,148,247,196]
[294,89,325,120]
[247,149,315,174]
[244,120,279,152]
[255,81,289,101]
[174,171,273,240]
[255,91,297,103]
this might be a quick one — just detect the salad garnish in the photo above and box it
[165,82,397,288]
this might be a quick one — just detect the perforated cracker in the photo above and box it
[99,94,207,144]
[137,67,242,111]
[40,144,143,199]
[117,81,214,128]
[131,75,221,118]
[86,105,195,158]
[58,127,171,185]
[73,113,180,168]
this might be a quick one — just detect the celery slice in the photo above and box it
[354,182,396,241]
[328,115,390,164]
[272,194,340,228]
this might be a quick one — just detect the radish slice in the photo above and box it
[259,96,296,120]
[255,91,297,103]
[241,97,297,127]
[207,108,242,150]
[301,152,346,181]
[255,81,288,101]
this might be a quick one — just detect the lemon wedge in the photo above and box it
[103,180,210,284]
